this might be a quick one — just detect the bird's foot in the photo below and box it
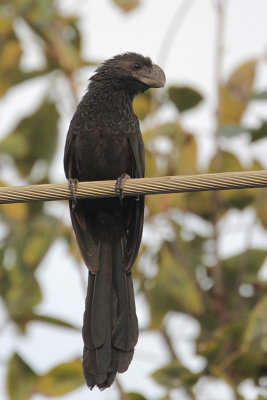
[68,178,79,210]
[115,173,130,204]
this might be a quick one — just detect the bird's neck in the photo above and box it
[88,76,148,100]
[88,81,135,108]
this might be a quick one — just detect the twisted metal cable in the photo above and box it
[0,170,266,204]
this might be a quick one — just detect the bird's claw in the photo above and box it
[115,174,130,205]
[68,178,79,210]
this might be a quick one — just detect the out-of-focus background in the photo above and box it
[0,1,267,399]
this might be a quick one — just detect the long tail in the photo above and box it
[82,241,138,390]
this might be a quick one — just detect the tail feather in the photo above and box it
[112,241,138,352]
[91,243,112,348]
[82,240,138,390]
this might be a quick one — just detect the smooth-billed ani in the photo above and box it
[64,52,165,390]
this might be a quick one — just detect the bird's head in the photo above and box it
[90,52,166,95]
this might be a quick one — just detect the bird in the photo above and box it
[64,52,165,390]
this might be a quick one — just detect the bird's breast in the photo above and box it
[76,117,133,182]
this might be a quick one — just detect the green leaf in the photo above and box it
[7,99,59,177]
[217,124,246,138]
[36,359,84,396]
[208,150,243,173]
[16,0,56,28]
[209,150,243,173]
[255,189,267,229]
[160,394,171,400]
[152,361,200,389]
[208,150,258,210]
[222,249,267,288]
[133,91,153,121]
[249,90,267,101]
[147,242,203,328]
[168,86,203,113]
[174,133,198,175]
[12,69,51,86]
[0,134,29,157]
[5,275,42,326]
[112,0,140,12]
[249,120,267,142]
[218,60,257,126]
[0,202,29,222]
[197,321,245,363]
[21,214,61,269]
[145,122,199,215]
[220,187,255,211]
[31,313,79,330]
[7,353,38,400]
[242,295,267,351]
[1,214,61,327]
[127,393,147,400]
[230,350,266,382]
[0,17,22,96]
[44,27,84,73]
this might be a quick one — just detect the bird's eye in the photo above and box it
[133,63,141,70]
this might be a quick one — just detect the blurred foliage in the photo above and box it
[112,0,140,13]
[0,1,87,398]
[152,361,201,390]
[0,1,267,400]
[218,60,257,126]
[168,85,203,113]
[7,354,83,400]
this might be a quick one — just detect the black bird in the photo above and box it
[64,52,165,390]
